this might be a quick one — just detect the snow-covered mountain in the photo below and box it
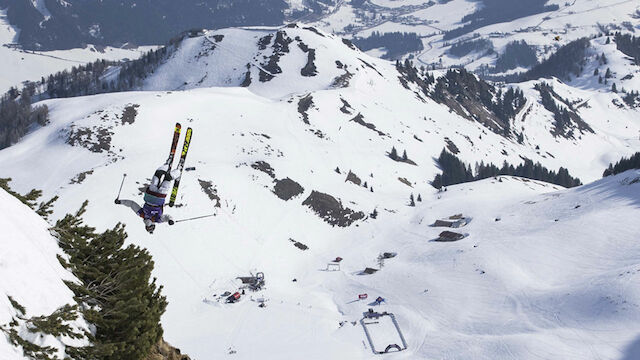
[0,7,155,93]
[310,0,640,68]
[27,25,637,181]
[0,189,88,359]
[1,24,640,359]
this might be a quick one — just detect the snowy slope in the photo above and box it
[1,25,639,359]
[137,27,638,181]
[0,189,86,359]
[0,8,154,93]
[306,0,640,72]
[2,128,640,359]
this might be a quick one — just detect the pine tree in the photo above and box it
[402,150,408,161]
[370,208,378,219]
[389,147,399,160]
[53,201,167,360]
[612,83,617,93]
[409,194,415,207]
[605,67,612,78]
[417,194,422,202]
[0,178,57,219]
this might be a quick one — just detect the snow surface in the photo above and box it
[1,24,640,360]
[306,0,640,74]
[133,27,640,181]
[0,189,87,359]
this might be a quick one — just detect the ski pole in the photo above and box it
[116,173,127,200]
[174,213,216,224]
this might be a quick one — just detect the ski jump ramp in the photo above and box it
[360,311,408,354]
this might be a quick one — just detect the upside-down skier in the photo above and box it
[115,164,179,233]
[115,123,192,234]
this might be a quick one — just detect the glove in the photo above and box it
[168,219,175,225]
[114,199,121,204]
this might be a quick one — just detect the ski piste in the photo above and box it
[166,123,182,166]
[169,127,192,207]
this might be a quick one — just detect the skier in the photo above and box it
[114,123,192,234]
[115,164,178,234]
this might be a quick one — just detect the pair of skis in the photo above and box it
[166,123,193,207]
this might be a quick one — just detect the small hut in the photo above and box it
[362,267,379,275]
[432,217,469,228]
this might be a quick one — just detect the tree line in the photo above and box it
[395,59,436,93]
[534,82,593,138]
[352,31,424,60]
[0,37,179,149]
[432,69,526,136]
[603,152,640,177]
[614,32,640,65]
[494,40,538,73]
[444,0,558,40]
[448,38,493,58]
[0,85,49,149]
[432,149,582,189]
[522,38,590,81]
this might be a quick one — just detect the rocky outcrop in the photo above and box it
[302,191,365,227]
[146,339,190,360]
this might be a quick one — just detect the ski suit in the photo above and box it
[117,165,179,225]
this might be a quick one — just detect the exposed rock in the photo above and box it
[339,98,353,114]
[302,191,365,227]
[67,125,112,153]
[331,69,353,88]
[298,42,318,77]
[436,231,466,242]
[251,161,276,178]
[445,137,460,154]
[397,177,412,187]
[298,94,314,124]
[259,31,292,82]
[121,104,139,125]
[273,178,304,201]
[350,113,385,136]
[257,34,273,50]
[342,38,356,50]
[303,26,325,37]
[240,64,251,87]
[358,58,383,77]
[198,179,221,207]
[145,338,190,360]
[70,169,94,184]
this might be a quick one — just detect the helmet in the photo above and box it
[144,218,156,234]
